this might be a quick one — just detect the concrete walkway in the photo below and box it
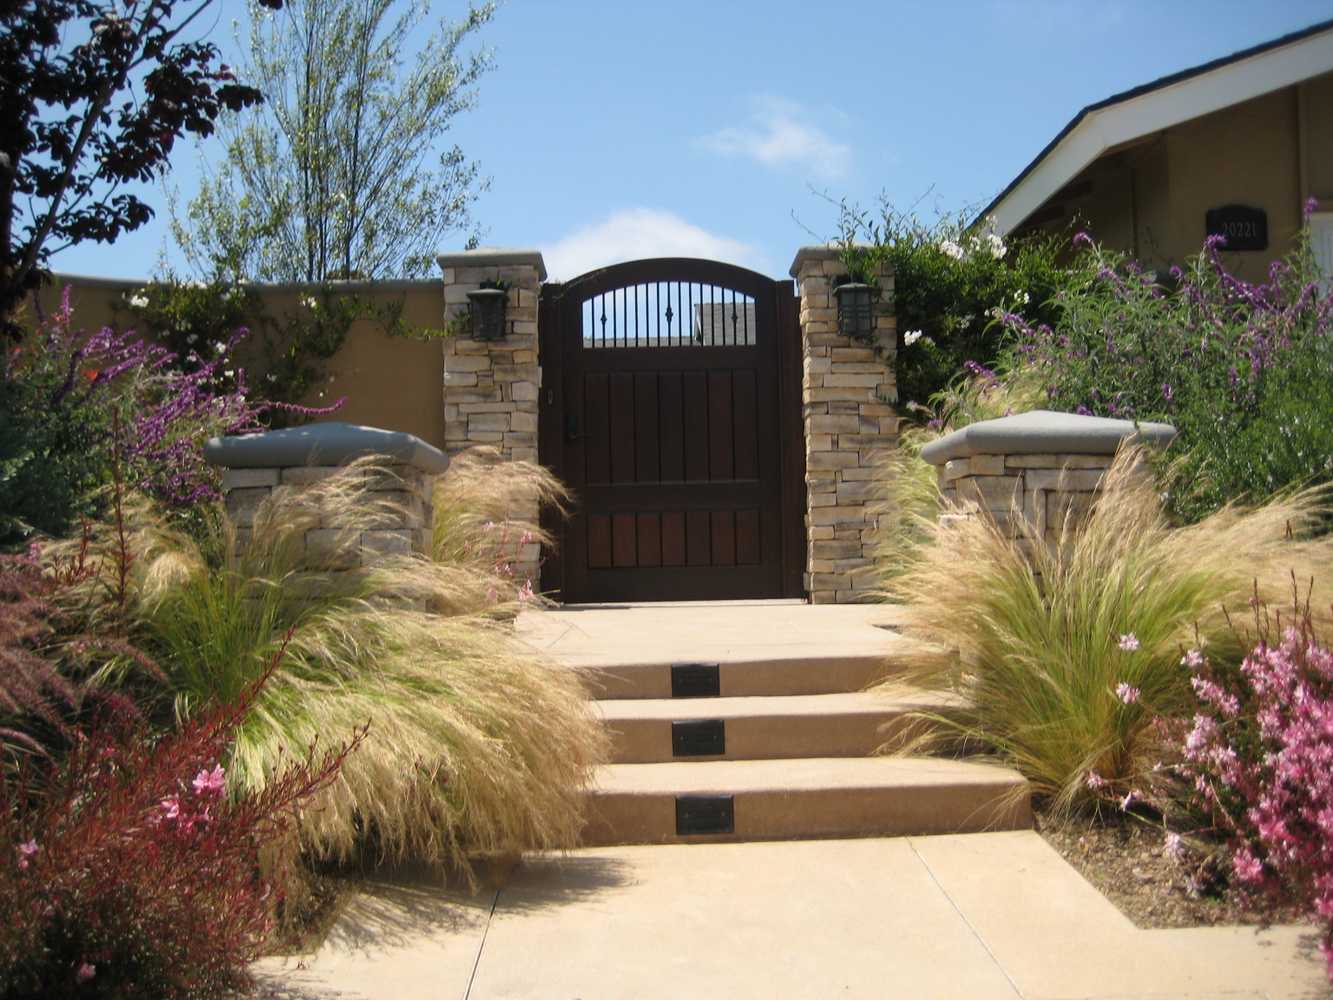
[256,604,1327,998]
[256,832,1326,999]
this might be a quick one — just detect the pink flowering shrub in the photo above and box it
[1181,603,1333,976]
[0,653,362,999]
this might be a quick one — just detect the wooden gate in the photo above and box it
[539,258,805,603]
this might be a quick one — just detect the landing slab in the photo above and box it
[517,600,908,670]
[255,833,1326,1000]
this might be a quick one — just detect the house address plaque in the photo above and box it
[1205,204,1268,252]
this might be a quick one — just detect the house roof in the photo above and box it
[978,18,1333,236]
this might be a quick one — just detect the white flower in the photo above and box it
[1015,290,1030,306]
[127,293,149,309]
[213,340,226,354]
[939,240,964,261]
[301,295,318,310]
[1118,633,1140,652]
[985,233,1006,258]
[903,329,924,346]
[223,369,235,379]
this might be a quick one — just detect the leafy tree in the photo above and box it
[0,0,280,340]
[177,0,495,282]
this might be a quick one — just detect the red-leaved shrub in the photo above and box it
[0,652,363,999]
[1181,594,1333,977]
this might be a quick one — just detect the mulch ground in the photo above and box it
[1035,804,1305,929]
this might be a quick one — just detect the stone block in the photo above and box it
[361,529,414,560]
[443,371,478,387]
[836,480,883,504]
[810,526,835,540]
[810,491,838,507]
[811,572,852,589]
[305,527,359,569]
[808,433,833,452]
[1023,468,1108,492]
[810,505,868,527]
[806,387,873,403]
[468,412,510,431]
[812,539,862,559]
[806,451,860,471]
[809,414,861,434]
[954,475,1023,510]
[222,468,279,489]
[224,487,270,527]
[968,454,1006,476]
[511,381,539,402]
[280,466,345,485]
[823,373,884,388]
[831,347,877,362]
[444,353,493,372]
[510,410,538,433]
[1004,453,1114,470]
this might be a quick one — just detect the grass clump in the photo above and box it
[66,459,605,872]
[878,446,1333,815]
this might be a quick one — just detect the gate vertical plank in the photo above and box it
[661,511,686,566]
[686,510,711,566]
[682,371,709,482]
[736,509,761,565]
[636,513,661,567]
[707,371,733,481]
[658,372,685,482]
[609,372,636,484]
[710,510,736,566]
[584,373,610,485]
[612,513,637,567]
[587,515,612,568]
[634,372,660,483]
[733,368,758,481]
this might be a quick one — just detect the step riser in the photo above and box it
[577,656,893,700]
[603,712,919,764]
[582,784,1031,846]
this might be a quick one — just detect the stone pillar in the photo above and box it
[919,410,1177,550]
[203,422,450,571]
[436,248,546,586]
[789,246,897,604]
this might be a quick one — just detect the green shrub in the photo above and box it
[834,199,1067,412]
[879,446,1333,814]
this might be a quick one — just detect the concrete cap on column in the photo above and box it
[788,243,883,278]
[919,409,1177,466]
[203,421,451,474]
[436,247,547,281]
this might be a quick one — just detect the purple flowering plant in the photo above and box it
[1,289,337,546]
[1001,209,1333,520]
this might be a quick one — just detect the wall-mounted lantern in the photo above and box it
[465,284,509,341]
[833,279,876,340]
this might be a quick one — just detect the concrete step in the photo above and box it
[598,691,955,764]
[582,757,1031,846]
[572,652,894,701]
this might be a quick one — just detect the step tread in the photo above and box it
[591,756,1026,795]
[595,690,959,722]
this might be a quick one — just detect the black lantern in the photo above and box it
[833,281,876,340]
[465,286,508,341]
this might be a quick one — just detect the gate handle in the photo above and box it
[565,413,584,443]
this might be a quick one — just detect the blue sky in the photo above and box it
[52,0,1333,283]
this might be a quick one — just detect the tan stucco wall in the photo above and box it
[30,276,448,450]
[1020,73,1331,282]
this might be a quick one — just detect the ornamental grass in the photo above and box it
[876,446,1333,815]
[62,459,605,873]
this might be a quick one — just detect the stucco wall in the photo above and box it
[30,275,448,450]
[1020,72,1331,282]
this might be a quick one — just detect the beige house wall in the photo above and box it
[31,275,448,450]
[1019,72,1332,283]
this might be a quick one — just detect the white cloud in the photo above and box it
[542,209,763,282]
[700,97,852,179]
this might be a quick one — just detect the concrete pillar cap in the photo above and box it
[436,248,547,281]
[204,421,450,474]
[919,410,1177,466]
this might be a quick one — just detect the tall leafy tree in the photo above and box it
[0,0,280,340]
[178,0,495,282]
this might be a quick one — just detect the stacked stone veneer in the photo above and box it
[920,410,1177,550]
[790,246,897,604]
[437,249,546,587]
[205,423,448,571]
